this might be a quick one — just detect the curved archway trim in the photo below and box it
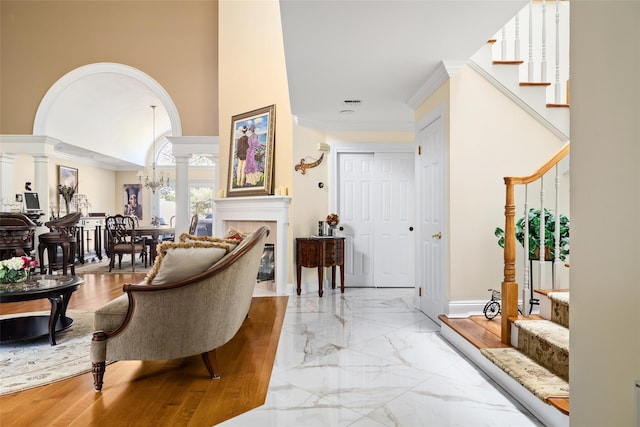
[33,62,182,136]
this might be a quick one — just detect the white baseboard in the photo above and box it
[446,299,488,318]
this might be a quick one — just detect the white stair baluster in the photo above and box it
[541,0,547,82]
[554,0,561,103]
[528,0,534,81]
[501,27,507,61]
[538,176,546,294]
[523,185,530,317]
[554,164,562,289]
[514,13,521,60]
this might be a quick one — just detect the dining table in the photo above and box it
[129,225,175,263]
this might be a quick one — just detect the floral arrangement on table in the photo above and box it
[326,213,340,227]
[151,216,161,227]
[0,256,39,284]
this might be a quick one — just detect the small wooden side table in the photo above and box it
[295,237,345,297]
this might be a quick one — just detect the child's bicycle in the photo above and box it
[483,288,522,320]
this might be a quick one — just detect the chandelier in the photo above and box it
[137,105,169,193]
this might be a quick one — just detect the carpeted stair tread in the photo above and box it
[547,292,569,305]
[547,292,570,327]
[514,319,569,380]
[514,319,569,352]
[481,347,570,402]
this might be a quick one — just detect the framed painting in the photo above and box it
[58,165,78,191]
[227,104,276,197]
[123,184,143,220]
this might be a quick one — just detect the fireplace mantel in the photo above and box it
[214,196,291,293]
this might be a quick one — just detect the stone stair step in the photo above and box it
[480,347,570,402]
[515,319,569,381]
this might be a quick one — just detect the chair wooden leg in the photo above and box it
[201,349,220,379]
[92,361,105,391]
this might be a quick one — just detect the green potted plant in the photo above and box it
[495,208,570,261]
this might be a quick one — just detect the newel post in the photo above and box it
[501,178,519,344]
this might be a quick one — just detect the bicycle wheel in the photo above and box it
[484,301,501,319]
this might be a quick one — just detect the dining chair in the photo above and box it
[160,216,177,242]
[106,214,147,272]
[189,214,199,235]
[37,212,82,275]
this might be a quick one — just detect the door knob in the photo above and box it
[409,226,414,231]
[432,232,442,239]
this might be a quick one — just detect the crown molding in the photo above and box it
[407,60,466,110]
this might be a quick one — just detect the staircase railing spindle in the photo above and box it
[541,0,548,82]
[554,0,562,103]
[554,163,562,288]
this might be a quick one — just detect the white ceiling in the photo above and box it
[280,0,526,131]
[44,0,525,169]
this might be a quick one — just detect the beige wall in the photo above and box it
[11,154,117,217]
[415,67,567,305]
[1,1,219,223]
[0,0,218,136]
[448,66,567,302]
[218,0,292,194]
[218,0,293,280]
[571,1,640,425]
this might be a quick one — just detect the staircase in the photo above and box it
[437,4,573,425]
[469,0,570,140]
[482,292,570,404]
[439,292,571,427]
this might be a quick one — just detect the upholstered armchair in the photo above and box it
[90,225,269,391]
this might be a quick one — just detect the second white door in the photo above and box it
[338,151,415,287]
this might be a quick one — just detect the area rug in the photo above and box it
[74,257,151,274]
[0,310,96,395]
[480,347,570,401]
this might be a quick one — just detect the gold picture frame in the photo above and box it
[227,104,276,197]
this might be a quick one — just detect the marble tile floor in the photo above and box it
[222,287,543,427]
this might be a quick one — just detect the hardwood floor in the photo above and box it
[0,273,288,426]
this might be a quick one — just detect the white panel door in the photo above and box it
[374,152,415,287]
[338,153,374,286]
[417,115,446,322]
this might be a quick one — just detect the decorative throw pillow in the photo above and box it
[145,241,233,285]
[224,226,250,242]
[178,233,241,247]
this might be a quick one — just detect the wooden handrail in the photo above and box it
[500,143,569,344]
[505,144,570,185]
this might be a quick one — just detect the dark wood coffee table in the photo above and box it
[0,275,84,345]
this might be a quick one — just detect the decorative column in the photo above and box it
[174,153,190,236]
[167,136,219,237]
[33,155,50,218]
[0,153,16,210]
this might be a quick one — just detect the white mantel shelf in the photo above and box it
[214,196,291,294]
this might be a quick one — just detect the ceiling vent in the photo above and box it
[343,99,362,105]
